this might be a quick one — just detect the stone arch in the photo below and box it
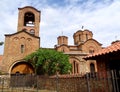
[13,37,19,41]
[9,61,34,74]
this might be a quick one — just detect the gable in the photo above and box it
[82,39,102,53]
[85,41,120,59]
[5,30,39,39]
[55,44,69,52]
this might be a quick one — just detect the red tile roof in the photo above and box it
[85,40,120,59]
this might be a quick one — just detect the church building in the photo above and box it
[0,6,102,74]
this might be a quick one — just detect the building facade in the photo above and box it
[0,6,40,74]
[0,6,102,74]
[55,29,102,74]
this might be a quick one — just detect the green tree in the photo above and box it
[24,48,72,75]
[0,42,4,46]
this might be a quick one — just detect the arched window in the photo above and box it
[21,45,24,53]
[79,34,81,41]
[24,12,35,26]
[86,34,88,40]
[90,63,95,73]
[72,61,79,74]
[62,38,64,44]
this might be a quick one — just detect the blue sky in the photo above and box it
[0,0,120,54]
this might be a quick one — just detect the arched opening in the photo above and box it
[90,63,95,73]
[11,62,34,74]
[86,34,88,40]
[24,12,35,26]
[79,34,81,41]
[21,44,24,53]
[72,61,79,74]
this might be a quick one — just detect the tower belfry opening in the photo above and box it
[24,12,35,26]
[17,6,41,36]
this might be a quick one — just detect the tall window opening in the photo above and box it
[79,34,81,41]
[21,45,24,53]
[90,63,95,73]
[24,12,35,26]
[63,38,64,44]
[86,34,88,40]
[73,61,79,74]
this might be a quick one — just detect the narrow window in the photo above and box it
[86,34,88,40]
[21,45,24,53]
[79,34,81,41]
[76,63,79,73]
[63,38,64,44]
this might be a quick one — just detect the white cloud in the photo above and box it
[0,0,120,54]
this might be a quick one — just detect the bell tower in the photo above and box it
[17,6,41,37]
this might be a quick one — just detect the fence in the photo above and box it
[0,70,120,92]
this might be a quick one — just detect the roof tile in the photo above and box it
[85,41,120,59]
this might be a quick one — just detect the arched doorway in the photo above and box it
[10,62,35,87]
[11,62,34,74]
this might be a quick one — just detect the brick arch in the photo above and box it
[9,61,34,74]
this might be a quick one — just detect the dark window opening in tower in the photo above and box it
[86,34,88,40]
[30,29,35,35]
[79,34,81,41]
[63,38,64,44]
[21,45,24,53]
[24,12,35,26]
[90,63,95,73]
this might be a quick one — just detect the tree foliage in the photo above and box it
[24,48,72,75]
[0,42,4,46]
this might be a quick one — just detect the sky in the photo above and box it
[0,0,120,54]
